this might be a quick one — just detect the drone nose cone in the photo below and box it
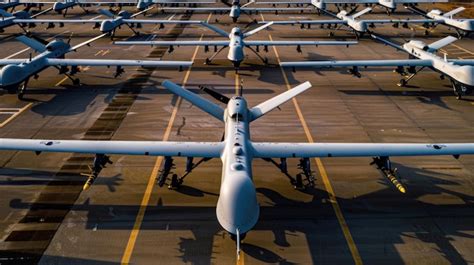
[354,21,367,32]
[458,65,474,86]
[216,172,259,234]
[228,47,244,64]
[0,64,24,87]
[53,2,66,11]
[229,8,240,18]
[465,20,474,32]
[100,20,116,33]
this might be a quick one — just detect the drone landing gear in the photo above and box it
[17,78,29,100]
[397,66,425,87]
[156,156,211,189]
[247,46,268,65]
[263,157,316,190]
[204,46,227,65]
[452,80,472,100]
[56,66,81,86]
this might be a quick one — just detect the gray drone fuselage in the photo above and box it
[427,9,474,32]
[216,96,259,236]
[404,40,474,89]
[99,11,132,33]
[53,1,77,12]
[0,41,70,90]
[227,27,245,67]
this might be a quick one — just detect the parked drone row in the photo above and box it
[0,0,474,259]
[0,0,472,99]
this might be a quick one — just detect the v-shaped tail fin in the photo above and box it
[428,36,458,52]
[249,81,311,122]
[243,21,273,38]
[351,7,371,19]
[15,35,47,52]
[162,80,225,121]
[443,7,465,18]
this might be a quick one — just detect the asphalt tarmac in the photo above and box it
[0,2,473,265]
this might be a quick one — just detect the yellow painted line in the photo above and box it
[54,76,69,87]
[261,12,363,265]
[101,50,111,56]
[450,43,474,56]
[235,73,239,95]
[237,250,245,265]
[0,103,33,128]
[120,13,213,265]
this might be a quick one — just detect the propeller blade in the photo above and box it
[199,85,230,104]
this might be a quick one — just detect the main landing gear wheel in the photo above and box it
[398,79,407,87]
[73,78,81,86]
[168,173,182,189]
[205,58,211,65]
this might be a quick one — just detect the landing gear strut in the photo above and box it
[156,156,211,189]
[452,79,472,100]
[397,66,425,87]
[262,157,315,190]
[204,46,227,65]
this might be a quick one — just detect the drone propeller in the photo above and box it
[199,85,230,104]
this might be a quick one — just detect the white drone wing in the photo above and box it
[251,142,474,158]
[0,139,224,158]
[46,58,193,67]
[122,19,204,25]
[245,40,357,46]
[0,59,30,65]
[448,59,474,66]
[13,19,104,24]
[269,20,347,26]
[114,40,231,46]
[280,59,433,68]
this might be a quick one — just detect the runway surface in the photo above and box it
[0,2,473,265]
